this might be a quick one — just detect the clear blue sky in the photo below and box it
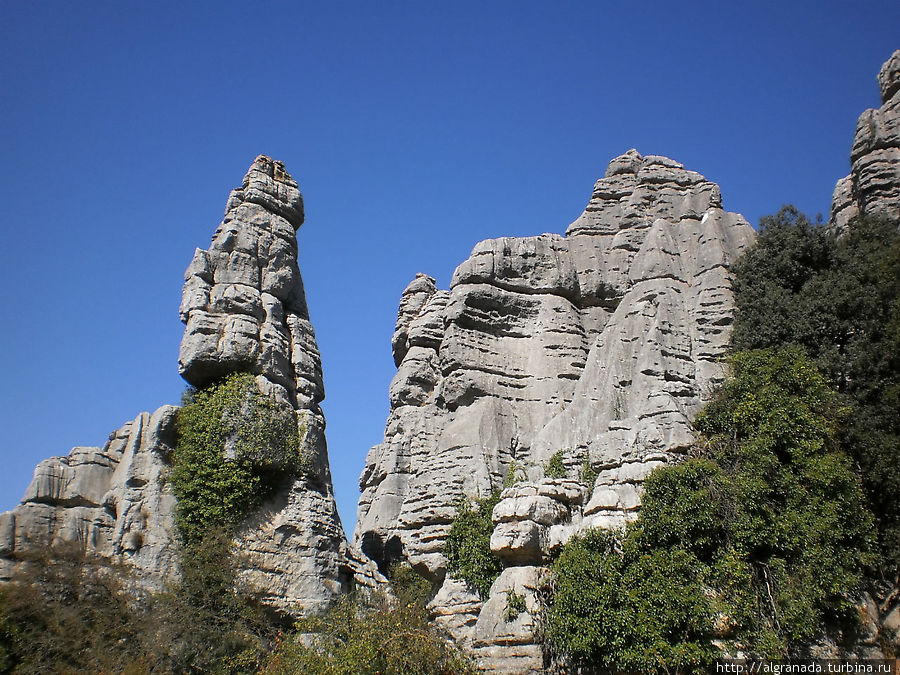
[1,1,897,536]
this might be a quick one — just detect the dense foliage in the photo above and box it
[173,372,304,548]
[731,210,900,572]
[263,568,474,675]
[443,491,503,598]
[550,529,715,672]
[0,543,282,674]
[548,348,874,670]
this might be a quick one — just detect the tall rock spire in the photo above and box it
[178,155,351,613]
[1,156,357,615]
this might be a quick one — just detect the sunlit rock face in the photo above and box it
[356,149,756,584]
[831,49,900,232]
[0,407,180,589]
[1,156,369,614]
[177,155,359,614]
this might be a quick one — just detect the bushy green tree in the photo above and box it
[548,348,874,669]
[730,211,900,571]
[549,529,715,673]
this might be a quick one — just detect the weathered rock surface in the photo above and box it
[2,156,373,614]
[178,155,359,614]
[0,406,179,588]
[831,50,900,232]
[469,566,551,674]
[356,150,755,583]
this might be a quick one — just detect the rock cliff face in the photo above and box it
[1,156,359,614]
[831,49,900,231]
[357,150,755,670]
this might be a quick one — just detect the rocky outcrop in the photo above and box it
[831,50,900,231]
[0,406,179,587]
[357,150,754,671]
[357,150,755,583]
[1,156,368,614]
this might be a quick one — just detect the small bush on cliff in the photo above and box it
[172,372,304,548]
[543,450,567,478]
[548,348,874,668]
[444,491,503,598]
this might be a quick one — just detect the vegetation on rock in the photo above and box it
[173,372,305,548]
[543,450,567,479]
[731,210,900,574]
[548,347,875,670]
[263,580,474,675]
[444,491,503,598]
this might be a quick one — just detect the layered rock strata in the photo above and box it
[177,155,355,613]
[1,156,364,614]
[0,407,179,587]
[358,150,755,671]
[357,150,755,585]
[831,49,900,231]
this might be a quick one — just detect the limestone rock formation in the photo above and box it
[0,406,179,587]
[178,155,355,613]
[357,150,755,583]
[357,150,754,671]
[1,156,367,614]
[831,49,900,231]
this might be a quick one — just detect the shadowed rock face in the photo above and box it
[1,156,360,614]
[356,150,756,582]
[831,50,900,231]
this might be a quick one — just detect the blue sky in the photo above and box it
[1,1,898,536]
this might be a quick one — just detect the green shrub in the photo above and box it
[579,453,598,490]
[543,450,566,479]
[0,549,154,675]
[172,372,304,548]
[503,461,526,488]
[548,529,715,673]
[443,492,503,598]
[503,590,527,622]
[730,211,900,572]
[386,563,432,608]
[263,591,476,675]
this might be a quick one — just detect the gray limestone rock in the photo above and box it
[0,406,179,589]
[2,156,373,616]
[356,150,755,581]
[830,50,900,232]
[177,155,362,614]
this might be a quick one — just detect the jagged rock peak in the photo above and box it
[830,50,900,232]
[178,155,324,412]
[878,50,900,104]
[566,148,723,236]
[231,154,305,230]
